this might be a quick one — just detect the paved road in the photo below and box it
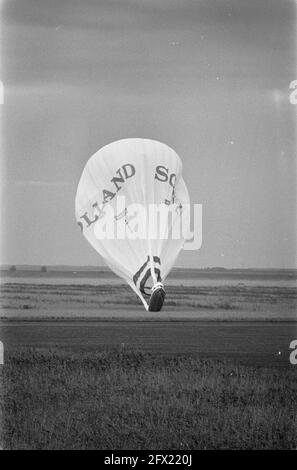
[1,320,296,366]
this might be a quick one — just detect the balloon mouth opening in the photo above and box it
[148,282,166,312]
[151,282,164,293]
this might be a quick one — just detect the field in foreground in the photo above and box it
[1,348,296,450]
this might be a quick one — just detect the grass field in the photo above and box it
[0,269,296,449]
[1,347,296,450]
[1,280,296,320]
[1,319,295,367]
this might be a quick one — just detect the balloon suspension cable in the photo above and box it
[148,248,157,285]
[127,280,149,311]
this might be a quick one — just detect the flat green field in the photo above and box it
[1,348,296,450]
[1,279,296,320]
[0,270,296,449]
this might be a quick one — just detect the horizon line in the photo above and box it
[1,264,296,272]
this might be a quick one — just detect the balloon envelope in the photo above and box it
[75,138,190,310]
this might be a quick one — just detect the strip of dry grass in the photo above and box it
[0,348,296,449]
[1,283,296,313]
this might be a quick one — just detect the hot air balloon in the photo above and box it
[75,138,190,311]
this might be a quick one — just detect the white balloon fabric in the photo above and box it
[75,138,190,310]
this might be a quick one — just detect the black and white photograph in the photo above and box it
[0,0,296,453]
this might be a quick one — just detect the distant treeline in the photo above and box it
[5,265,48,273]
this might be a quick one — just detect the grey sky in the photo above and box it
[1,0,296,268]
